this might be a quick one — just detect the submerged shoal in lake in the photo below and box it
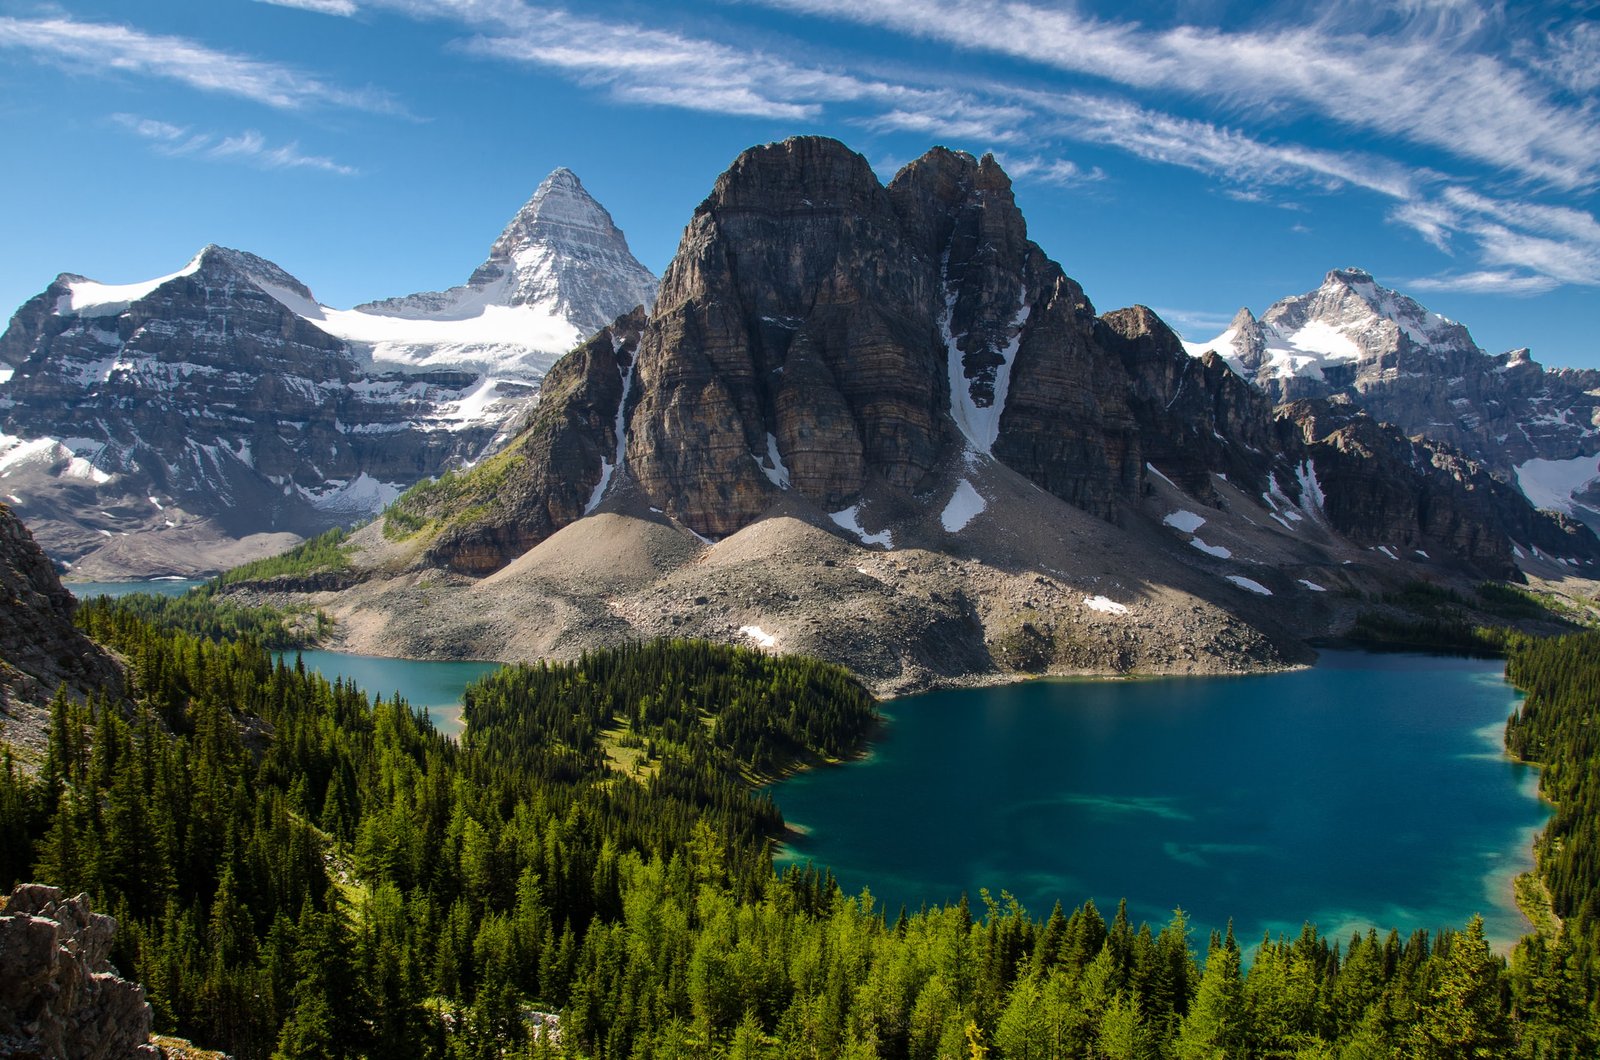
[771,651,1547,951]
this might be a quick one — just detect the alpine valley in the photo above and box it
[7,135,1600,1060]
[0,168,657,579]
[199,138,1598,694]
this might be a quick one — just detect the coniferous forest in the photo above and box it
[2,601,1599,1057]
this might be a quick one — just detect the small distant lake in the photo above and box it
[281,649,502,739]
[771,651,1548,951]
[68,578,208,599]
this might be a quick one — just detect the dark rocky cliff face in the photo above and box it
[1276,399,1596,576]
[411,137,1598,579]
[421,309,647,576]
[0,504,122,762]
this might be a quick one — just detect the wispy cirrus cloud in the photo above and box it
[740,0,1600,191]
[0,16,396,112]
[1395,185,1600,293]
[318,0,1600,296]
[992,155,1105,189]
[112,113,358,175]
[1406,270,1564,296]
[253,0,361,15]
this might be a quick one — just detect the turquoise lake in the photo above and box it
[771,651,1547,952]
[283,649,501,739]
[68,579,207,598]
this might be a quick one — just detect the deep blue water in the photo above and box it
[67,578,207,598]
[771,651,1547,951]
[282,649,501,738]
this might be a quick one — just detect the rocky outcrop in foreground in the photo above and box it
[0,884,159,1059]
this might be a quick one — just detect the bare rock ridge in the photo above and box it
[0,169,657,578]
[0,502,122,766]
[415,138,1595,580]
[0,883,158,1059]
[1186,267,1600,527]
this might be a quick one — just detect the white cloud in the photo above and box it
[209,131,358,175]
[113,113,356,175]
[993,154,1106,188]
[1406,270,1561,295]
[111,114,188,143]
[1032,92,1420,201]
[0,16,395,112]
[1390,200,1457,253]
[253,0,360,14]
[1394,185,1600,292]
[1521,20,1600,95]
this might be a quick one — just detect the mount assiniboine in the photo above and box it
[239,138,1598,695]
[1182,268,1600,537]
[0,168,656,578]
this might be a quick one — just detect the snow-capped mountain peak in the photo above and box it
[1184,266,1481,384]
[479,167,628,265]
[1179,266,1600,537]
[349,167,658,371]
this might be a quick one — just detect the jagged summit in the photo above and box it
[363,167,655,327]
[1183,267,1600,528]
[1185,266,1480,388]
[477,168,631,269]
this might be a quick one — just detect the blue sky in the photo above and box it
[1,0,1596,365]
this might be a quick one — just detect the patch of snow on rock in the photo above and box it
[1083,595,1129,615]
[1298,579,1327,592]
[829,505,893,549]
[943,267,1029,455]
[1163,510,1206,533]
[941,479,986,532]
[739,625,778,649]
[1145,463,1179,490]
[1189,537,1232,559]
[310,472,402,515]
[1227,575,1273,595]
[1294,461,1326,517]
[62,456,111,484]
[1515,455,1600,515]
[757,433,791,490]
[58,252,205,317]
